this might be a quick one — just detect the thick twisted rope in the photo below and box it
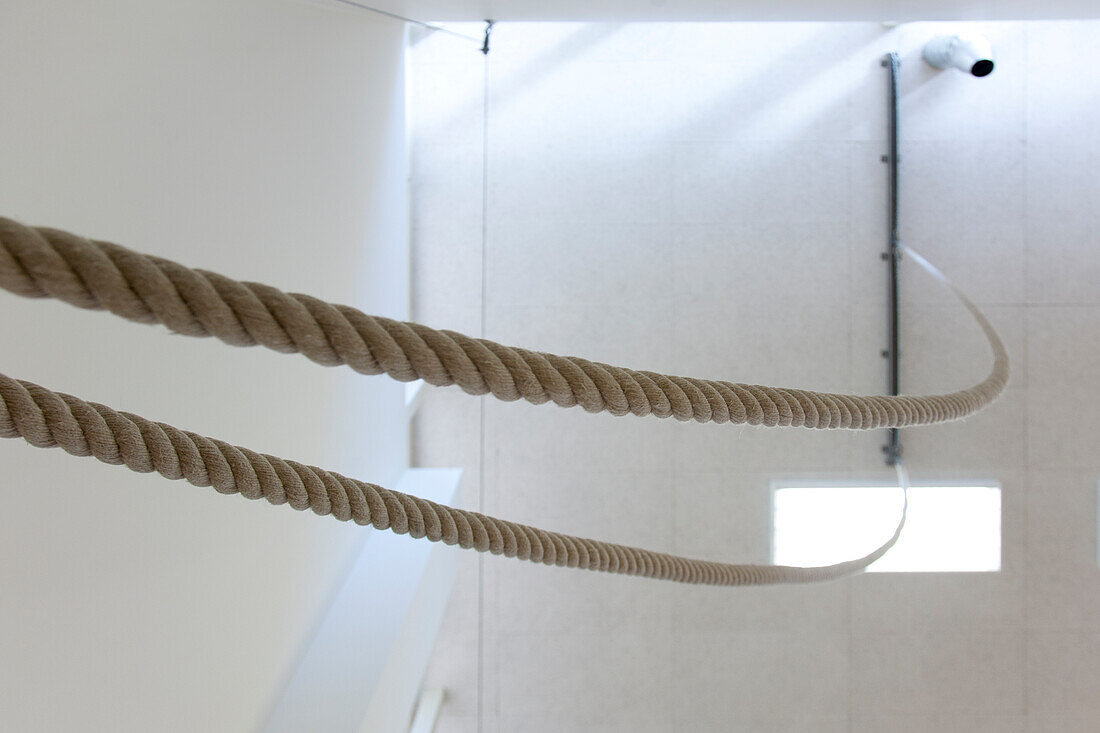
[0,218,1003,585]
[0,218,1008,430]
[0,371,905,585]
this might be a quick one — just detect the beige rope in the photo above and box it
[0,218,1006,585]
[0,371,907,585]
[0,218,1008,430]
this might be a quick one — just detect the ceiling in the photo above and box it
[360,0,1100,21]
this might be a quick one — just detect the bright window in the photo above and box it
[772,483,1001,572]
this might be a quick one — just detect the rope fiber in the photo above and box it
[0,218,1007,585]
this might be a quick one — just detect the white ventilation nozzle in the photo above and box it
[922,34,995,77]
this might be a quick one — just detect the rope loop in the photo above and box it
[0,218,1009,585]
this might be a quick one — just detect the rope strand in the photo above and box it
[0,371,906,585]
[0,218,1009,431]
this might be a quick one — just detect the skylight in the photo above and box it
[772,483,1001,572]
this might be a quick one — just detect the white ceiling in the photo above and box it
[367,0,1100,21]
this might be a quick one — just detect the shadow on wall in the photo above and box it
[475,23,891,389]
[412,22,627,137]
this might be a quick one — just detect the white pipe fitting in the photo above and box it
[922,34,995,77]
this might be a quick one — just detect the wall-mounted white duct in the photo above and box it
[922,33,996,77]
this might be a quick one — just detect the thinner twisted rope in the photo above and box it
[0,372,903,585]
[0,218,1003,585]
[0,218,1008,430]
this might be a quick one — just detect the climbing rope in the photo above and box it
[0,218,1006,585]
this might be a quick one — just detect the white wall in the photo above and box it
[411,20,1100,732]
[0,1,408,730]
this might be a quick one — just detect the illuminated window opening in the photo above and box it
[771,482,1001,572]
